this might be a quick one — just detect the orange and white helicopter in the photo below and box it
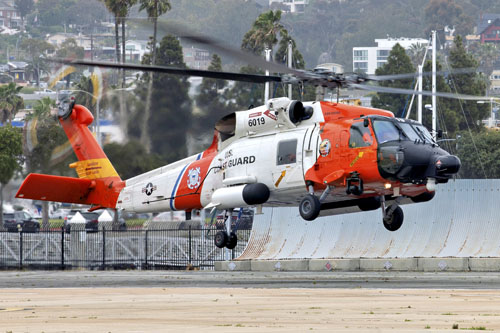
[15,34,468,249]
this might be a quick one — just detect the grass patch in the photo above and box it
[442,312,458,315]
[425,325,431,329]
[460,327,487,331]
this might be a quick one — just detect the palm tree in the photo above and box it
[139,0,170,67]
[407,42,427,67]
[241,10,286,56]
[101,0,136,138]
[73,76,96,116]
[0,83,24,124]
[102,0,124,65]
[138,0,171,152]
[26,97,55,121]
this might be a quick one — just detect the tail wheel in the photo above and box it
[299,194,321,221]
[214,231,228,248]
[383,205,404,231]
[226,232,238,250]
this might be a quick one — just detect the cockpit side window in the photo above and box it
[414,125,435,144]
[399,123,421,142]
[349,122,373,148]
[373,120,400,144]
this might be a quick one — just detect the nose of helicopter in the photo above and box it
[433,154,461,177]
[377,142,460,182]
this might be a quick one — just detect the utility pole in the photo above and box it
[418,64,423,123]
[265,48,271,103]
[431,30,437,140]
[287,40,293,99]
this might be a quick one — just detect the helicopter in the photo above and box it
[15,30,471,250]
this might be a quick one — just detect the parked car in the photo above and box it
[3,211,40,232]
[64,210,126,233]
[64,211,99,233]
[50,208,72,219]
[34,88,55,94]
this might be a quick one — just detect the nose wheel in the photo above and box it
[299,194,321,221]
[381,196,404,231]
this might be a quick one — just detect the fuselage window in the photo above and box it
[277,139,297,165]
[349,122,373,148]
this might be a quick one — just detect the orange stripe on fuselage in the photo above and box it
[173,152,216,211]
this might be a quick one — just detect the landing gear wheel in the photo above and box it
[383,205,404,231]
[214,231,228,248]
[226,232,238,250]
[299,194,321,221]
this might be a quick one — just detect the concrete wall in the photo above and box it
[238,179,500,260]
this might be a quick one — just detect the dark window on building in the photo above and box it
[277,139,297,165]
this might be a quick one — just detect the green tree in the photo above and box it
[24,97,72,229]
[103,140,164,179]
[424,0,473,39]
[456,130,500,179]
[14,0,34,29]
[35,0,76,28]
[20,38,55,87]
[225,66,265,110]
[55,38,84,59]
[471,43,499,79]
[194,54,230,147]
[0,125,23,229]
[131,35,192,162]
[241,10,285,56]
[448,35,488,131]
[274,32,315,101]
[0,83,24,124]
[407,42,427,68]
[101,0,136,139]
[419,60,459,139]
[138,0,171,152]
[371,43,415,116]
[73,76,97,116]
[102,0,123,65]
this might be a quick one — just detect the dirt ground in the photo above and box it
[1,288,500,332]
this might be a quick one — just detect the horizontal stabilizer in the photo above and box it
[16,174,93,204]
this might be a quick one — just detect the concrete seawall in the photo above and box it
[217,179,500,271]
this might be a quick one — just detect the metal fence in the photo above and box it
[0,228,251,270]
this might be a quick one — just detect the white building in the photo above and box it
[353,37,429,74]
[123,40,149,62]
[269,0,309,13]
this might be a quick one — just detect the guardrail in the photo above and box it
[0,227,251,270]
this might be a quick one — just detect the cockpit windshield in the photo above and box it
[373,120,400,144]
[373,119,436,145]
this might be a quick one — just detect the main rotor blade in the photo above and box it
[49,59,283,84]
[351,83,491,101]
[366,67,478,82]
[137,19,304,77]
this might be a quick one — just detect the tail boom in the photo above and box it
[16,104,124,209]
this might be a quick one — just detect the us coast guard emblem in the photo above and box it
[187,167,201,189]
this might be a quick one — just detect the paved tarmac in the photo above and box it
[1,270,500,289]
[2,271,500,332]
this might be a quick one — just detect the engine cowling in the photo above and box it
[210,183,270,209]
